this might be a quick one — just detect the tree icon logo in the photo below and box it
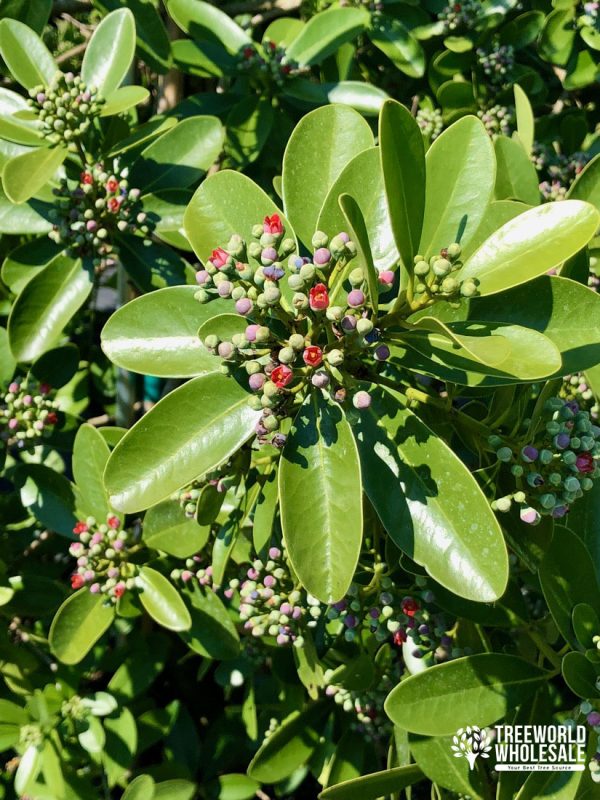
[451,726,493,770]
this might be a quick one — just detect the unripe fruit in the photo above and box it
[289,333,305,350]
[349,268,364,286]
[353,391,372,409]
[278,347,295,364]
[326,349,344,366]
[357,318,374,336]
[347,289,365,308]
[447,242,461,258]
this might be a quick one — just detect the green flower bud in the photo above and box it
[326,349,344,366]
[263,415,280,432]
[245,360,262,375]
[278,347,295,364]
[263,381,279,398]
[349,268,364,286]
[441,276,459,294]
[292,292,309,310]
[194,289,209,303]
[460,279,478,297]
[288,274,304,291]
[447,242,461,258]
[326,305,344,322]
[414,261,429,277]
[312,230,329,249]
[433,258,452,277]
[299,263,316,282]
[356,318,374,336]
[252,224,264,238]
[289,333,305,350]
[264,286,281,305]
[203,335,219,350]
[255,326,271,343]
[248,242,262,259]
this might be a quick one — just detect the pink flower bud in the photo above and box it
[378,270,394,285]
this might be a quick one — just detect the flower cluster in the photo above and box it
[561,374,599,420]
[196,214,393,446]
[0,379,59,447]
[49,161,152,272]
[324,663,401,744]
[579,2,600,31]
[412,244,478,300]
[28,72,104,148]
[235,547,323,647]
[491,397,600,524]
[416,107,444,142]
[438,0,483,33]
[327,580,457,664]
[69,514,136,603]
[476,41,516,88]
[236,41,306,88]
[478,105,515,140]
[532,143,591,201]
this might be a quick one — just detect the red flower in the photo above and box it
[107,197,122,214]
[46,412,58,425]
[71,574,85,589]
[107,515,120,529]
[393,630,407,646]
[73,522,88,535]
[39,383,51,395]
[209,247,230,269]
[576,452,595,474]
[303,346,322,367]
[114,582,126,598]
[401,597,419,617]
[271,365,293,388]
[243,47,254,58]
[309,283,329,311]
[105,177,119,193]
[263,214,283,235]
[80,171,93,185]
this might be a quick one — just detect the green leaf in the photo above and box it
[122,775,155,800]
[213,774,259,800]
[572,603,600,649]
[2,145,67,204]
[101,85,149,117]
[0,18,56,89]
[180,584,240,659]
[225,95,274,167]
[539,8,576,66]
[248,703,330,783]
[354,387,508,601]
[567,153,600,213]
[81,8,135,96]
[17,463,78,536]
[419,116,495,258]
[0,185,52,234]
[167,0,251,51]
[280,391,362,603]
[153,780,195,800]
[263,17,304,47]
[409,316,511,368]
[102,707,137,786]
[319,765,424,799]
[379,99,425,270]
[338,193,378,311]
[95,0,171,73]
[138,566,191,632]
[184,169,296,264]
[0,326,15,384]
[130,116,223,193]
[142,189,192,250]
[369,15,424,77]
[104,373,260,513]
[0,0,52,34]
[461,200,528,261]
[14,745,42,797]
[409,735,486,798]
[317,147,400,273]
[561,652,599,700]
[172,39,234,77]
[282,104,373,248]
[286,7,369,66]
[73,424,112,521]
[1,236,62,294]
[101,288,227,378]
[458,201,599,295]
[30,343,79,389]
[49,589,115,664]
[385,654,548,735]
[78,716,106,754]
[513,84,534,154]
[118,235,187,292]
[283,79,388,117]
[143,499,209,557]
[539,526,600,649]
[494,136,540,205]
[8,256,92,363]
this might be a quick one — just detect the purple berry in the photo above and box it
[374,344,390,361]
[218,281,233,297]
[587,712,600,726]
[314,248,331,265]
[218,341,234,359]
[341,315,357,332]
[249,373,265,391]
[353,390,371,409]
[236,298,253,315]
[521,446,538,462]
[245,324,259,342]
[311,372,330,388]
[554,433,570,450]
[337,232,350,243]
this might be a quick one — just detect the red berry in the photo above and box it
[73,522,88,535]
[71,574,85,589]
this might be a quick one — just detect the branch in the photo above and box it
[56,41,87,65]
[223,0,302,23]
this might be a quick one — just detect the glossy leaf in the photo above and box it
[185,169,295,265]
[385,654,548,735]
[283,79,388,116]
[338,193,378,311]
[317,147,399,273]
[168,0,251,51]
[101,288,227,378]
[225,95,274,167]
[319,765,424,799]
[286,7,369,66]
[153,780,195,800]
[2,145,67,204]
[280,392,362,603]
[122,774,155,800]
[0,186,52,234]
[354,387,508,601]
[180,584,240,659]
[8,256,92,363]
[73,424,112,521]
[419,116,495,258]
[379,99,426,270]
[143,499,209,557]
[101,85,149,117]
[282,105,373,248]
[248,703,330,783]
[494,136,540,205]
[105,373,260,512]
[0,327,15,384]
[138,567,191,631]
[567,153,600,212]
[458,201,600,295]
[1,236,62,294]
[514,84,534,154]
[95,0,171,73]
[369,15,424,78]
[81,9,135,96]
[17,463,78,537]
[409,735,487,798]
[118,236,187,292]
[0,18,56,89]
[49,589,115,664]
[461,200,528,261]
[130,116,223,192]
